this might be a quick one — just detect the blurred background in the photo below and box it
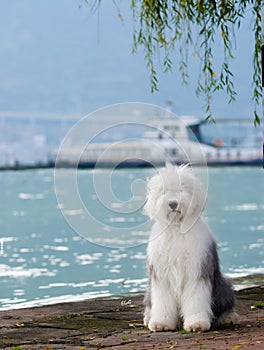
[0,0,259,165]
[0,1,263,311]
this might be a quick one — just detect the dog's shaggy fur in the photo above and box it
[144,163,237,332]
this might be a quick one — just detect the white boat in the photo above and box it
[57,111,263,168]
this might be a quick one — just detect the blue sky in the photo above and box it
[0,0,258,120]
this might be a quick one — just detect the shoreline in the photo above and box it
[1,285,263,349]
[1,274,263,313]
[0,159,262,172]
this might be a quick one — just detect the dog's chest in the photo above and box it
[148,231,203,282]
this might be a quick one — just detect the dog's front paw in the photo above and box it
[184,319,211,332]
[148,319,176,332]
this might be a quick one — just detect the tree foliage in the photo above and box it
[83,0,263,124]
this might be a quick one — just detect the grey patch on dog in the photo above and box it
[148,263,158,282]
[200,241,235,320]
[144,261,157,310]
[143,285,151,310]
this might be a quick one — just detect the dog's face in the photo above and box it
[144,163,206,228]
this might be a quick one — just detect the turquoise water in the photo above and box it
[0,167,263,310]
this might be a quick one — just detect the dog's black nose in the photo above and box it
[168,200,178,210]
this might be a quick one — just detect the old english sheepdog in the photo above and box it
[144,163,237,332]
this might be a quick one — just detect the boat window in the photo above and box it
[199,122,262,148]
[165,148,177,156]
[164,125,179,131]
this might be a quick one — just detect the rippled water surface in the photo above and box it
[0,167,263,310]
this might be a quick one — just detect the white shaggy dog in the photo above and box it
[144,163,236,332]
